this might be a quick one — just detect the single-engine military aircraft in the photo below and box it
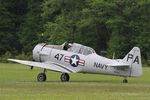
[8,42,142,83]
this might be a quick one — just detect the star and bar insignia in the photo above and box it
[64,55,85,67]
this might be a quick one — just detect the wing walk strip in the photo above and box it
[52,63,74,73]
[8,59,69,73]
[8,59,76,73]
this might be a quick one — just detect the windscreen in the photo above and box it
[69,43,95,55]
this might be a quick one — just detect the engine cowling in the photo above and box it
[32,43,50,62]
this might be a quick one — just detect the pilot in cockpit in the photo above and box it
[63,42,72,51]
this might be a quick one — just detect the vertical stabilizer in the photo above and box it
[122,47,142,77]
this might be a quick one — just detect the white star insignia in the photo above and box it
[71,56,79,66]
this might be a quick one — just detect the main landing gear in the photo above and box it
[37,69,47,82]
[123,78,128,83]
[37,71,70,82]
[37,73,46,82]
[60,73,70,82]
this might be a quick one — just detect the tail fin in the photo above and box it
[122,47,142,77]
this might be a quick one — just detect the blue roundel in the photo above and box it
[69,55,80,67]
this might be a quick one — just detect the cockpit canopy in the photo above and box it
[65,43,96,55]
[38,42,96,55]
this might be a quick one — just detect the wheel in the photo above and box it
[123,79,128,83]
[37,73,46,82]
[61,73,70,82]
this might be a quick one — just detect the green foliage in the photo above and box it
[42,0,89,44]
[19,0,44,53]
[0,52,32,63]
[15,52,32,60]
[0,0,149,63]
[147,60,150,66]
[0,51,12,63]
[0,0,23,56]
[107,0,150,60]
[42,0,112,52]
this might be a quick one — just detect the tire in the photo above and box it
[123,79,128,83]
[61,73,70,82]
[37,73,46,82]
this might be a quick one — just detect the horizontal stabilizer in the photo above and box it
[107,62,129,67]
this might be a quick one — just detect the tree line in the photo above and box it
[0,0,149,64]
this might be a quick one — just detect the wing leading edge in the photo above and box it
[8,59,76,73]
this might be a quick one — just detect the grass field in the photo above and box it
[0,63,150,100]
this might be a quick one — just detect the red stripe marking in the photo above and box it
[64,56,70,62]
[79,60,85,66]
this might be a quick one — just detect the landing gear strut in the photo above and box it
[61,73,70,82]
[123,78,128,83]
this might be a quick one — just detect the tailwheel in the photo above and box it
[37,73,46,82]
[123,79,128,83]
[61,73,70,82]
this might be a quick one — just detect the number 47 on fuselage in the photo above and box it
[8,42,142,83]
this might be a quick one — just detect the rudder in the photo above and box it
[122,47,142,77]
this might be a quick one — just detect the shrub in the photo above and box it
[15,52,32,60]
[0,51,12,63]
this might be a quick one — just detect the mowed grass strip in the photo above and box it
[0,63,150,100]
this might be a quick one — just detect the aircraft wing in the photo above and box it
[8,59,76,73]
